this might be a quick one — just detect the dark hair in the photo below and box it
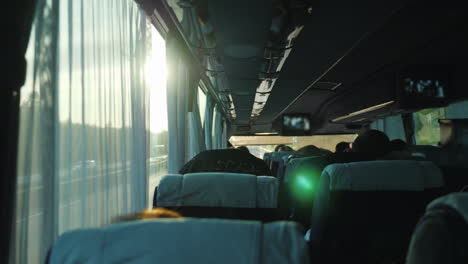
[390,139,407,151]
[335,142,350,153]
[236,146,250,153]
[114,208,182,222]
[293,145,331,158]
[274,144,294,152]
[352,130,391,157]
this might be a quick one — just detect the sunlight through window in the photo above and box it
[147,27,168,133]
[146,27,169,208]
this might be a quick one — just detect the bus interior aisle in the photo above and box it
[6,0,468,263]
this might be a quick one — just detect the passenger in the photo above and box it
[390,139,407,151]
[352,129,391,158]
[290,144,331,159]
[236,146,250,153]
[179,149,272,176]
[114,208,182,222]
[274,144,294,152]
[335,142,350,153]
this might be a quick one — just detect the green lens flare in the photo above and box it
[290,169,319,202]
[295,175,314,191]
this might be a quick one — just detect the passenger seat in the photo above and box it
[281,156,328,227]
[309,160,445,264]
[263,152,272,166]
[47,218,310,264]
[154,173,279,221]
[270,151,294,177]
[406,193,468,264]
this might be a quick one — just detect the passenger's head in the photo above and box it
[274,144,294,152]
[390,139,407,152]
[236,146,250,153]
[294,145,331,158]
[335,142,350,153]
[114,208,182,222]
[352,129,391,157]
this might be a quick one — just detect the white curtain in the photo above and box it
[204,96,214,150]
[12,0,157,263]
[445,100,468,119]
[222,119,228,149]
[212,106,223,149]
[188,88,206,159]
[166,33,201,173]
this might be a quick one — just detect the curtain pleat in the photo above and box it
[166,31,204,173]
[204,96,214,150]
[446,100,468,119]
[212,106,223,149]
[188,89,206,159]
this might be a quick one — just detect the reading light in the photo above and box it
[331,101,394,122]
[254,132,279,136]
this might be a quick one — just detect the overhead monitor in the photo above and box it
[281,114,312,136]
[397,66,450,108]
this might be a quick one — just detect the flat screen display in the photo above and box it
[402,78,446,98]
[398,66,450,108]
[281,114,311,135]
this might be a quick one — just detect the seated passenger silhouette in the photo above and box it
[179,148,272,176]
[328,130,391,164]
[390,139,407,151]
[352,129,392,158]
[290,145,331,159]
[335,142,350,153]
[236,146,250,153]
[274,144,294,152]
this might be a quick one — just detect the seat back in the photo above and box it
[154,173,278,221]
[280,156,328,226]
[270,151,294,177]
[406,193,468,264]
[408,145,468,193]
[276,155,291,182]
[48,218,310,264]
[310,160,445,264]
[263,152,272,166]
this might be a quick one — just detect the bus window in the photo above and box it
[147,24,168,207]
[230,134,357,159]
[413,108,446,146]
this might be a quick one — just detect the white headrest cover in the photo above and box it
[427,193,468,223]
[49,219,310,264]
[322,160,444,191]
[157,173,278,208]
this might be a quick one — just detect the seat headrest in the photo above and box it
[284,156,328,183]
[271,151,294,162]
[263,152,272,159]
[49,219,310,264]
[157,173,278,208]
[322,160,444,191]
[427,193,468,223]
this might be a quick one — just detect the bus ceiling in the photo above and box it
[144,0,468,136]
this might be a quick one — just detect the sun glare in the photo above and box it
[147,27,168,133]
